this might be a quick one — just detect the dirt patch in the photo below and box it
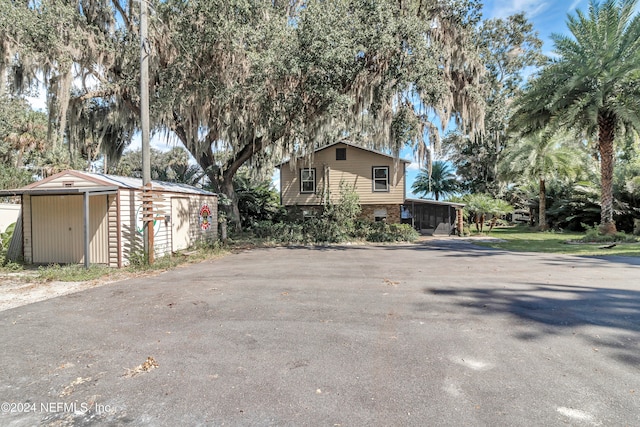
[0,273,125,312]
[0,267,171,312]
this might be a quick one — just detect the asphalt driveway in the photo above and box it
[1,241,639,426]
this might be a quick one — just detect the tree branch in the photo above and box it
[112,0,133,33]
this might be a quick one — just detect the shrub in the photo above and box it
[578,223,638,243]
[366,222,419,243]
[253,185,420,244]
[0,222,16,266]
[252,220,307,243]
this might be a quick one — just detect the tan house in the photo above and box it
[279,141,409,223]
[0,170,217,267]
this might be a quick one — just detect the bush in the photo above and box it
[366,222,419,242]
[252,184,420,244]
[0,222,16,266]
[252,220,307,243]
[578,223,638,243]
[252,218,420,244]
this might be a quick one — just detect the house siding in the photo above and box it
[281,143,406,206]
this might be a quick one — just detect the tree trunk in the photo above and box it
[539,177,547,231]
[220,173,241,233]
[598,112,617,235]
[489,217,497,233]
[56,65,73,151]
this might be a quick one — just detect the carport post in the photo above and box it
[83,192,90,268]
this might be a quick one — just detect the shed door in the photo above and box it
[32,195,83,264]
[171,197,191,252]
[31,195,109,264]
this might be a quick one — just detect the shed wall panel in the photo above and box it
[149,192,171,258]
[23,195,32,262]
[171,197,191,252]
[119,189,141,266]
[188,195,218,243]
[107,194,119,267]
[36,175,103,189]
[88,195,109,265]
[120,190,183,265]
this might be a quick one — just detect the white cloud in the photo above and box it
[128,132,175,153]
[568,0,583,11]
[25,92,47,112]
[489,0,550,19]
[406,161,422,171]
[271,170,280,192]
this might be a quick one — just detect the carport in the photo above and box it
[0,186,117,268]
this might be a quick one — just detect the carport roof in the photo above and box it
[0,186,119,197]
[405,198,465,208]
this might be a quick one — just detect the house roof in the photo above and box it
[0,170,216,197]
[278,140,412,167]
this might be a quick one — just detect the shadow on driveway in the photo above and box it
[424,283,640,368]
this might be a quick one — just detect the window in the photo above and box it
[336,147,347,160]
[372,166,389,192]
[374,208,387,222]
[300,168,316,193]
[302,209,317,219]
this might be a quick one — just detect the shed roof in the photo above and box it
[0,170,215,197]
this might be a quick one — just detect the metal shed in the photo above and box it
[0,170,218,267]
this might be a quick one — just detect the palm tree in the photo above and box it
[512,0,640,234]
[412,161,458,201]
[500,131,580,230]
[463,193,494,233]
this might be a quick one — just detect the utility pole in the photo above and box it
[140,0,153,264]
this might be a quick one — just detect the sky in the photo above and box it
[402,0,595,197]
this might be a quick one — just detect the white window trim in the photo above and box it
[372,166,389,192]
[300,168,316,194]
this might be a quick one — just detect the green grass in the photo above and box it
[0,241,230,282]
[35,264,115,282]
[472,226,640,257]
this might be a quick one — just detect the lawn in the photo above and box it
[471,226,640,257]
